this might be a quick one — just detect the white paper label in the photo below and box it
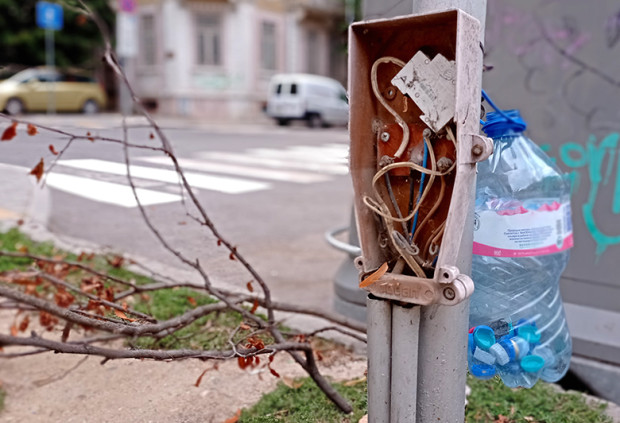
[473,201,573,257]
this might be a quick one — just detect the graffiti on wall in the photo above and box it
[542,132,620,257]
[487,2,620,258]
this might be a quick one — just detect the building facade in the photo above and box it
[128,0,346,120]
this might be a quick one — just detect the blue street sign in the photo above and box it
[36,1,64,31]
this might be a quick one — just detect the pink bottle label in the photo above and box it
[473,201,573,257]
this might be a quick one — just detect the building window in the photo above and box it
[196,15,222,66]
[261,21,277,70]
[140,14,156,66]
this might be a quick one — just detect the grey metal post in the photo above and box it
[390,304,420,422]
[367,295,392,423]
[410,1,486,422]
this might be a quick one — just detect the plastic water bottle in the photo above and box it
[467,109,573,387]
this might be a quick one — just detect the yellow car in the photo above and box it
[0,67,107,115]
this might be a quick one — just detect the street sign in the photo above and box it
[36,1,63,31]
[119,0,136,13]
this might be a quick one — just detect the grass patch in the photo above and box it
[0,387,5,413]
[240,375,613,423]
[240,379,367,423]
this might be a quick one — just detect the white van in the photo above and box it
[266,73,349,127]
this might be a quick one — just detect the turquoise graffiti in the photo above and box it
[542,132,620,256]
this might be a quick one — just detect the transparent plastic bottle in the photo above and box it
[468,110,573,387]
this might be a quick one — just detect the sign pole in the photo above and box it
[45,27,55,114]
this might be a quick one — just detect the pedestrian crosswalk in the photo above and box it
[48,143,349,208]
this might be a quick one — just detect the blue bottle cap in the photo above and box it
[521,355,545,373]
[468,333,476,354]
[498,338,517,361]
[473,326,496,350]
[470,363,496,380]
[482,110,527,138]
[517,325,541,344]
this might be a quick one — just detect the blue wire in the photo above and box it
[410,136,428,241]
[481,89,519,125]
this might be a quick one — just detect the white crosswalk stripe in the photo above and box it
[47,143,349,207]
[46,173,182,208]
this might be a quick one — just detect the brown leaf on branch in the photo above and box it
[27,124,38,136]
[114,309,136,322]
[29,158,45,182]
[39,311,59,330]
[18,315,30,332]
[223,409,241,423]
[1,121,18,141]
[239,323,250,331]
[246,281,254,293]
[245,336,265,350]
[187,297,197,307]
[250,299,259,314]
[10,324,18,336]
[269,366,281,378]
[54,288,75,308]
[49,144,59,155]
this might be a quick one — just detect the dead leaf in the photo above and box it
[282,376,304,389]
[246,337,265,350]
[246,281,254,293]
[16,219,24,226]
[54,289,75,308]
[49,144,58,155]
[29,158,45,182]
[149,133,154,139]
[239,323,251,330]
[187,297,197,307]
[39,311,59,330]
[229,252,236,261]
[269,367,281,378]
[250,299,259,314]
[194,363,219,387]
[223,409,241,423]
[359,262,388,288]
[27,124,38,136]
[18,315,30,332]
[217,239,222,246]
[107,255,124,268]
[114,309,136,322]
[495,415,510,423]
[1,121,18,141]
[343,376,367,387]
[10,324,18,336]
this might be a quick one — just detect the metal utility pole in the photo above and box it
[352,1,488,422]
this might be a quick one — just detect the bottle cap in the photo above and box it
[473,326,495,350]
[517,325,541,344]
[482,110,527,138]
[470,363,496,380]
[474,347,496,365]
[521,355,545,373]
[489,343,510,366]
[468,333,475,354]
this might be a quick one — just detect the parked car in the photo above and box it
[0,67,107,115]
[266,73,349,127]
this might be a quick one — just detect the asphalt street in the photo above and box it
[0,113,354,312]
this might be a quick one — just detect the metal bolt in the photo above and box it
[472,144,484,156]
[385,86,397,100]
[443,287,456,301]
[380,132,390,142]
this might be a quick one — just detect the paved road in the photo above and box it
[0,113,354,312]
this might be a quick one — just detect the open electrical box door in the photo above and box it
[349,10,492,306]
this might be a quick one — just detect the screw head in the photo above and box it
[380,132,390,142]
[472,144,484,156]
[443,287,456,300]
